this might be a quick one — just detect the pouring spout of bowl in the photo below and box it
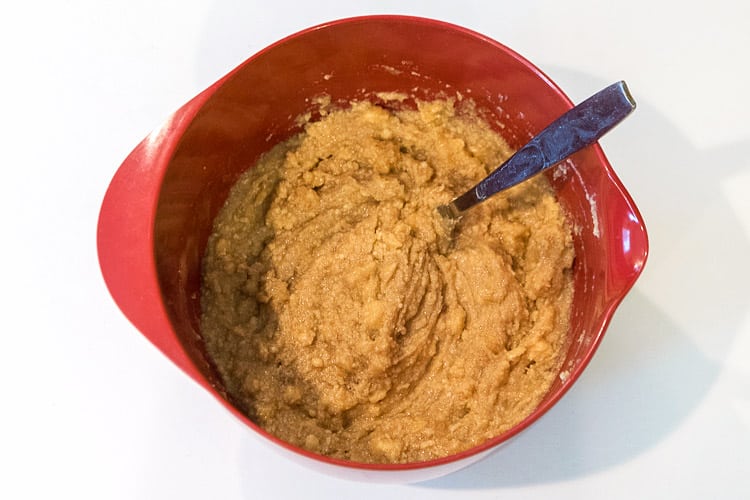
[602,168,650,301]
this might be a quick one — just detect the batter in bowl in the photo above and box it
[200,96,574,463]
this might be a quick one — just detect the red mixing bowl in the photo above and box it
[97,15,648,483]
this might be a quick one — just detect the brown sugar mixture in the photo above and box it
[200,97,574,463]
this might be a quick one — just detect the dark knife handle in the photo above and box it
[451,81,636,213]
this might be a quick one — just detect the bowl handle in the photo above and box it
[96,93,213,374]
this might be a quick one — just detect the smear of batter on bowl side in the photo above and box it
[200,96,574,464]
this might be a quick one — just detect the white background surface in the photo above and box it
[2,1,749,498]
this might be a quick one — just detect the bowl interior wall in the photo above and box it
[153,17,631,416]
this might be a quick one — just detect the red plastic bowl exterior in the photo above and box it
[97,15,648,483]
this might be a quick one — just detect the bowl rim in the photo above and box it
[99,14,649,473]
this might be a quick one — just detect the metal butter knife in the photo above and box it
[438,81,636,220]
